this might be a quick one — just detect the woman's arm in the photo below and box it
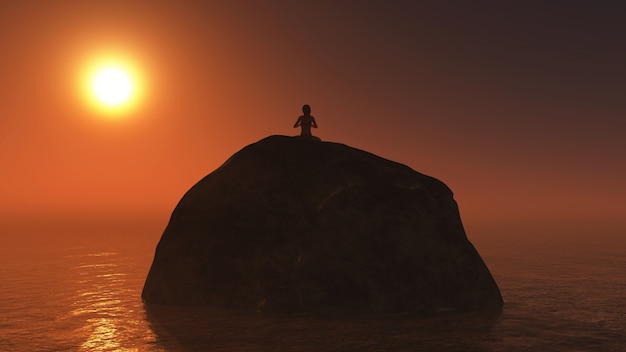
[311,116,318,128]
[294,116,302,128]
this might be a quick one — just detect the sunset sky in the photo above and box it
[1,1,624,235]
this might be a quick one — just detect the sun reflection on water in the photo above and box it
[69,251,149,351]
[80,318,124,351]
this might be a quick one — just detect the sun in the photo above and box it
[79,55,145,117]
[92,67,133,106]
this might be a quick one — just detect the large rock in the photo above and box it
[142,135,503,314]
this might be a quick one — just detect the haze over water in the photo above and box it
[1,218,624,351]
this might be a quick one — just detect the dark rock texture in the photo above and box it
[142,135,503,315]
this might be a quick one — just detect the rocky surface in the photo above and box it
[142,135,503,315]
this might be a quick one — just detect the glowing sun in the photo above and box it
[80,55,145,117]
[92,67,133,106]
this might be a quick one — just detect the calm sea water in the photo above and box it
[0,221,624,351]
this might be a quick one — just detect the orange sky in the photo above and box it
[1,1,624,235]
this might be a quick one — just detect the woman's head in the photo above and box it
[302,104,311,115]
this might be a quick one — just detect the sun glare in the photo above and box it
[80,55,145,117]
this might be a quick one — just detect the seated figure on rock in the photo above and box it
[293,104,319,140]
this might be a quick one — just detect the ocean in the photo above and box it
[1,220,624,351]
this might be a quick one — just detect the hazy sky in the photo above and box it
[1,1,624,234]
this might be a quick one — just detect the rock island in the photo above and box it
[142,135,503,315]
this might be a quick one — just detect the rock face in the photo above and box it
[142,135,503,314]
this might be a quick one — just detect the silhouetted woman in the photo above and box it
[293,104,318,137]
